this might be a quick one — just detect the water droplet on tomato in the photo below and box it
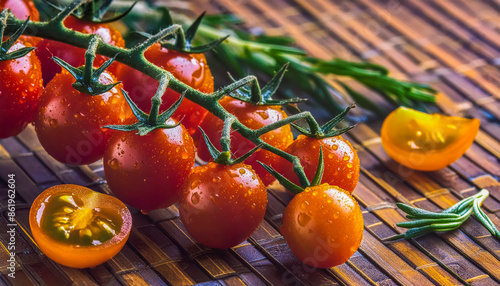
[181,152,189,159]
[297,212,311,227]
[343,156,349,161]
[257,111,269,120]
[190,179,201,190]
[191,193,200,205]
[49,119,58,127]
[239,169,246,175]
[334,212,339,219]
[347,162,353,168]
[300,201,309,209]
[107,158,119,170]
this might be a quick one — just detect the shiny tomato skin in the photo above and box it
[29,184,132,268]
[0,0,40,45]
[36,16,125,85]
[0,40,43,139]
[34,70,133,165]
[281,184,364,268]
[276,135,359,193]
[197,97,293,185]
[381,107,480,171]
[116,43,214,138]
[179,162,267,249]
[104,119,195,213]
[0,0,39,20]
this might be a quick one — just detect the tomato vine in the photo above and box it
[2,0,330,187]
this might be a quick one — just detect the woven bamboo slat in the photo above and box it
[2,0,500,285]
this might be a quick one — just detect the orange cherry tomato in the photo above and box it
[281,184,364,268]
[29,184,132,268]
[381,107,480,171]
[276,135,359,193]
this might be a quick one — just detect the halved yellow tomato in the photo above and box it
[381,107,480,171]
[29,184,132,268]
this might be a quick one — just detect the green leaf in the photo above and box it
[199,127,222,161]
[258,161,304,194]
[185,12,206,46]
[310,147,324,186]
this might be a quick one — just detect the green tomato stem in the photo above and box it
[3,1,315,187]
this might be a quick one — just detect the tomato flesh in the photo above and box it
[41,193,123,246]
[30,184,132,268]
[281,184,364,268]
[381,107,480,171]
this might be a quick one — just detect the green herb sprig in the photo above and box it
[387,189,500,240]
[114,2,437,116]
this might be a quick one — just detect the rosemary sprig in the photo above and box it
[185,14,437,116]
[386,189,500,241]
[113,1,437,116]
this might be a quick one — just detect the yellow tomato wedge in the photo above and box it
[30,184,132,268]
[381,107,480,171]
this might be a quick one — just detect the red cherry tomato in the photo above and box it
[179,162,267,249]
[29,184,132,268]
[0,40,43,139]
[281,184,364,268]
[0,0,39,21]
[0,0,40,46]
[197,96,293,185]
[34,70,133,165]
[115,43,214,138]
[103,119,195,213]
[35,16,125,85]
[276,135,359,193]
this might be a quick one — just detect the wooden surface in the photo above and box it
[2,0,500,285]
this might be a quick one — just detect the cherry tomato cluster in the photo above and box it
[1,0,366,270]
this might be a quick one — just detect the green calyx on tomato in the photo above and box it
[259,147,324,194]
[104,75,185,136]
[276,104,360,194]
[51,35,120,95]
[292,103,356,138]
[42,0,136,23]
[0,11,34,61]
[229,63,306,106]
[139,11,228,54]
[199,126,261,165]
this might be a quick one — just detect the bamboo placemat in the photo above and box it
[2,0,500,285]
